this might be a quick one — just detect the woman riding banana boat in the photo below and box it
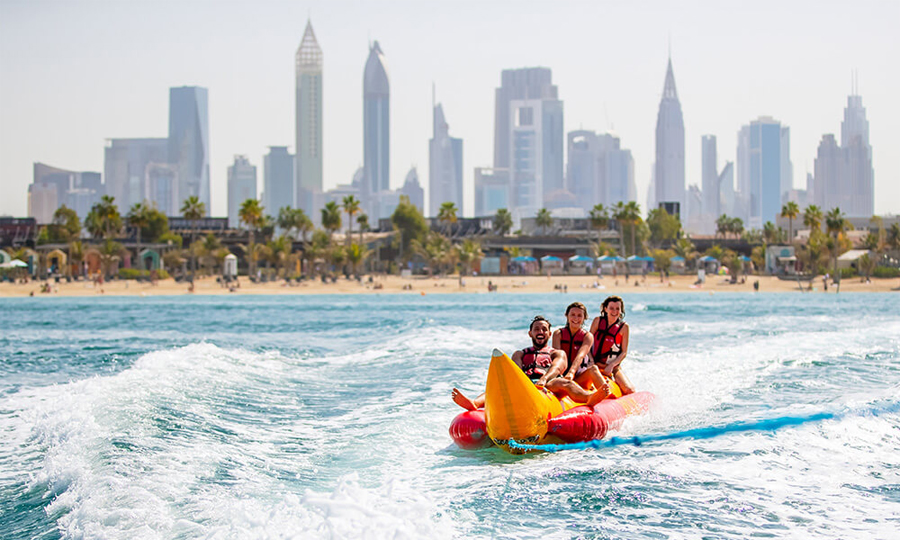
[450,296,654,453]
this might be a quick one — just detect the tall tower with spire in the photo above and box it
[363,40,390,217]
[654,58,685,217]
[295,20,323,217]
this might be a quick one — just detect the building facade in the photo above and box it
[428,103,463,217]
[29,163,103,224]
[263,147,295,216]
[227,155,258,228]
[474,167,510,218]
[295,20,323,217]
[168,86,210,214]
[104,138,168,210]
[654,58,685,217]
[363,41,390,217]
[401,167,425,215]
[737,117,792,229]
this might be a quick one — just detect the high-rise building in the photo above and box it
[566,131,635,214]
[737,117,792,229]
[263,147,295,216]
[145,163,179,217]
[474,167,510,218]
[295,20,323,216]
[718,161,735,219]
[401,167,425,215]
[654,58,685,217]
[104,138,168,210]
[429,102,463,217]
[363,40,390,217]
[227,155,258,228]
[685,184,703,233]
[508,97,564,223]
[493,68,557,170]
[168,86,210,214]
[29,163,103,223]
[701,135,718,220]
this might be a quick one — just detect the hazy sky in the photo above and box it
[1,0,898,219]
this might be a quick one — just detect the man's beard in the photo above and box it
[531,335,548,348]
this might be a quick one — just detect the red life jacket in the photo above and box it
[520,345,555,381]
[559,326,586,371]
[591,317,625,366]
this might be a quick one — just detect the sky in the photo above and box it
[1,0,898,220]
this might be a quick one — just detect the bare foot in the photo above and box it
[586,388,610,407]
[451,388,477,411]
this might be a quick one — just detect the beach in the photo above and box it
[1,272,897,297]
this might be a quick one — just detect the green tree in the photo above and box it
[589,204,609,241]
[887,223,900,253]
[438,202,459,237]
[84,195,123,240]
[52,205,81,242]
[613,201,642,256]
[455,239,483,276]
[857,253,876,282]
[803,205,823,236]
[356,213,370,246]
[126,202,152,270]
[277,207,312,243]
[646,208,680,248]
[321,201,342,243]
[413,231,453,276]
[535,208,553,235]
[181,196,207,278]
[390,195,428,264]
[346,242,370,278]
[781,201,800,242]
[342,195,361,247]
[239,198,264,275]
[492,208,513,236]
[651,249,675,281]
[825,207,850,280]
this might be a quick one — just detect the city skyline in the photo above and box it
[2,0,898,220]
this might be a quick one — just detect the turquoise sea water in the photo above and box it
[1,292,899,539]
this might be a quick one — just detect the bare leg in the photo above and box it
[546,379,607,407]
[578,366,611,400]
[452,388,484,411]
[614,369,635,395]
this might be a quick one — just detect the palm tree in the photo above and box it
[126,202,151,270]
[346,243,371,278]
[613,201,641,256]
[888,223,900,254]
[781,201,800,243]
[455,239,483,276]
[413,231,453,276]
[342,195,361,247]
[825,207,849,280]
[803,205,823,237]
[356,213,369,246]
[535,208,553,235]
[438,202,459,237]
[238,198,263,275]
[589,204,609,241]
[181,196,206,279]
[715,214,730,240]
[68,240,85,277]
[321,201,342,243]
[277,207,313,242]
[84,195,123,241]
[492,208,512,236]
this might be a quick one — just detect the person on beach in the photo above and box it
[551,302,611,401]
[451,315,606,411]
[588,295,635,395]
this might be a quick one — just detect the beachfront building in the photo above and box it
[654,57,685,219]
[295,20,324,217]
[808,94,874,218]
[263,147,294,217]
[400,167,425,216]
[474,167,511,218]
[29,163,103,223]
[493,67,564,225]
[363,40,390,218]
[104,138,168,211]
[145,163,179,217]
[169,86,210,215]
[227,156,258,228]
[736,117,792,230]
[566,131,636,215]
[695,134,719,234]
[428,101,463,218]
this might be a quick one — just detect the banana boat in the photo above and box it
[450,348,654,453]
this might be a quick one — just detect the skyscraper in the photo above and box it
[295,20,323,216]
[363,40,390,217]
[494,68,564,223]
[227,155,257,228]
[263,147,295,216]
[701,135,718,220]
[401,167,425,215]
[429,101,463,217]
[168,86,210,214]
[737,117,792,229]
[567,131,635,214]
[654,58,685,217]
[29,163,103,223]
[840,94,873,217]
[474,167,510,218]
[104,138,168,210]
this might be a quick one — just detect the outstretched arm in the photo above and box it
[564,333,594,379]
[536,350,567,387]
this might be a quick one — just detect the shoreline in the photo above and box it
[2,274,897,298]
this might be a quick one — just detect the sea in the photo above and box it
[1,291,898,539]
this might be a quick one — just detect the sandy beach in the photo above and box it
[1,273,897,298]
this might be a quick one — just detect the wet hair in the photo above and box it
[529,315,551,331]
[565,302,588,321]
[600,295,625,320]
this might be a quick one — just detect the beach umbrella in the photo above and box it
[612,256,626,262]
[511,256,537,262]
[0,259,27,269]
[597,255,614,262]
[568,255,593,262]
[672,256,685,261]
[540,256,563,262]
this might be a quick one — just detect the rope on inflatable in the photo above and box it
[508,400,900,453]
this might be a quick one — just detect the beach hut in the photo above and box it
[671,256,686,274]
[509,256,538,275]
[139,249,161,271]
[540,255,564,275]
[223,253,238,278]
[837,249,871,271]
[0,251,10,265]
[698,255,720,274]
[764,245,797,274]
[567,255,593,274]
[47,249,68,275]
